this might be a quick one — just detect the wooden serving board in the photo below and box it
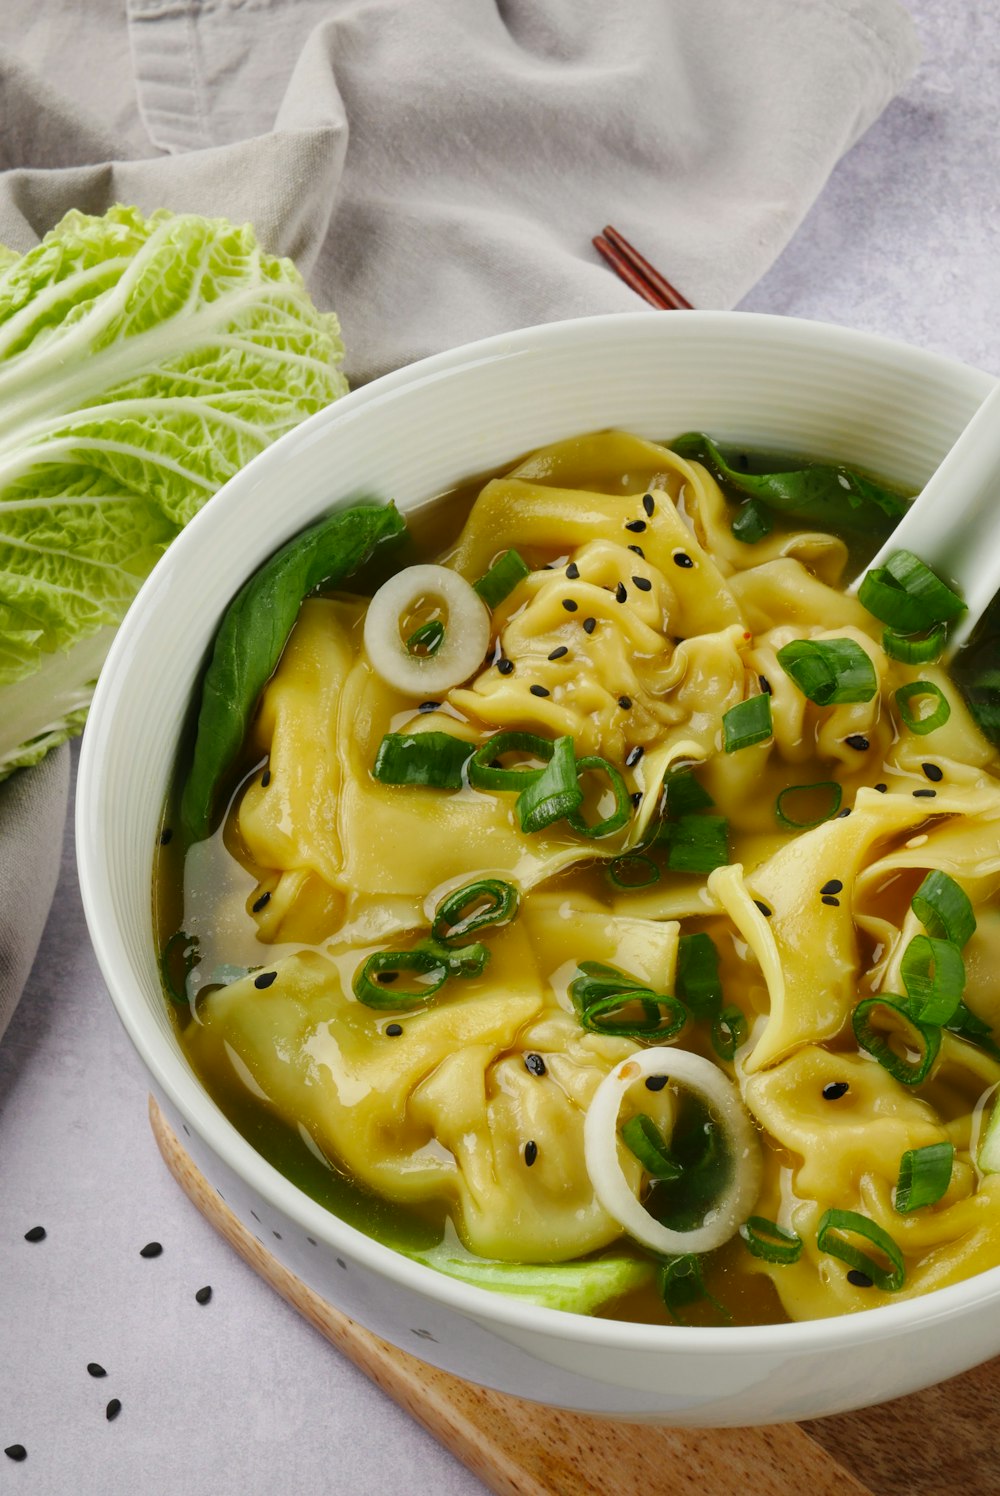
[150,1097,997,1496]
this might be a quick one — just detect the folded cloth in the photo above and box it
[0,0,919,1039]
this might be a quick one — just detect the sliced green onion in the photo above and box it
[731,498,773,544]
[431,878,520,944]
[566,756,631,838]
[739,1216,803,1265]
[608,853,661,889]
[895,680,951,735]
[859,550,966,633]
[161,930,200,1007]
[516,735,582,833]
[406,618,445,656]
[467,731,554,791]
[776,638,878,706]
[663,769,714,817]
[620,1114,682,1180]
[353,939,490,1010]
[911,870,977,948]
[852,994,940,1086]
[722,694,773,753]
[894,1141,954,1213]
[657,1253,730,1324]
[373,731,474,788]
[581,990,687,1041]
[570,961,686,1042]
[899,934,965,1025]
[473,548,531,608]
[882,623,946,664]
[711,1005,748,1061]
[775,780,842,829]
[353,946,450,1009]
[661,814,729,874]
[675,932,723,1020]
[946,1001,1000,1062]
[817,1208,905,1291]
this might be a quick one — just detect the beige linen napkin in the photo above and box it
[0,0,919,1038]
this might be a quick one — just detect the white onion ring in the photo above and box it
[583,1046,762,1256]
[363,564,491,695]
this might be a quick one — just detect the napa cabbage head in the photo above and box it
[0,204,349,778]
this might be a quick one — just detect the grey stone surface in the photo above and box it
[2,3,998,1493]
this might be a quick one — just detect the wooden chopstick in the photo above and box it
[593,224,693,311]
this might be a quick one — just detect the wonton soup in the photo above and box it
[156,430,1000,1327]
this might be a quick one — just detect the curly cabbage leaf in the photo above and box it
[0,204,349,779]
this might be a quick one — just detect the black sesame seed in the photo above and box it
[823,1081,849,1101]
[922,762,944,782]
[566,562,580,580]
[618,695,632,710]
[632,575,652,592]
[418,700,441,713]
[159,827,173,846]
[23,1225,46,1243]
[627,544,645,558]
[758,676,772,695]
[821,879,843,895]
[385,1023,403,1037]
[625,519,647,533]
[251,890,271,913]
[630,791,643,808]
[4,1445,27,1462]
[260,769,271,788]
[195,1286,213,1305]
[106,1399,122,1422]
[642,494,655,517]
[254,970,277,989]
[847,1270,874,1289]
[754,900,772,918]
[913,789,937,799]
[497,657,515,675]
[845,734,870,751]
[87,1363,107,1379]
[529,684,550,698]
[874,782,888,793]
[139,1241,162,1259]
[562,599,578,613]
[673,552,694,569]
[615,582,628,603]
[524,1141,538,1167]
[837,808,852,817]
[821,895,840,907]
[625,746,644,768]
[645,1075,668,1092]
[548,646,568,661]
[524,1052,547,1077]
[583,616,597,634]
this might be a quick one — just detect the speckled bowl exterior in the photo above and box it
[77,311,1000,1425]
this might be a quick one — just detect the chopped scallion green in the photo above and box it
[516,735,581,833]
[473,548,531,608]
[816,1208,905,1290]
[722,694,772,753]
[620,1114,682,1180]
[566,755,631,838]
[675,932,723,1020]
[852,994,940,1086]
[661,814,729,874]
[894,680,951,735]
[739,1216,803,1265]
[894,1141,954,1213]
[774,780,842,829]
[911,870,976,948]
[858,550,965,634]
[467,731,553,791]
[899,933,965,1025]
[711,1005,748,1061]
[882,623,946,664]
[608,854,661,889]
[776,637,878,705]
[431,878,520,945]
[406,618,445,656]
[373,731,475,788]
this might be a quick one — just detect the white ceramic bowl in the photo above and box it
[77,311,1000,1426]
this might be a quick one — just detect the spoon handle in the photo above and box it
[850,380,1000,654]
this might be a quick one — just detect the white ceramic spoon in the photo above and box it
[849,380,1000,655]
